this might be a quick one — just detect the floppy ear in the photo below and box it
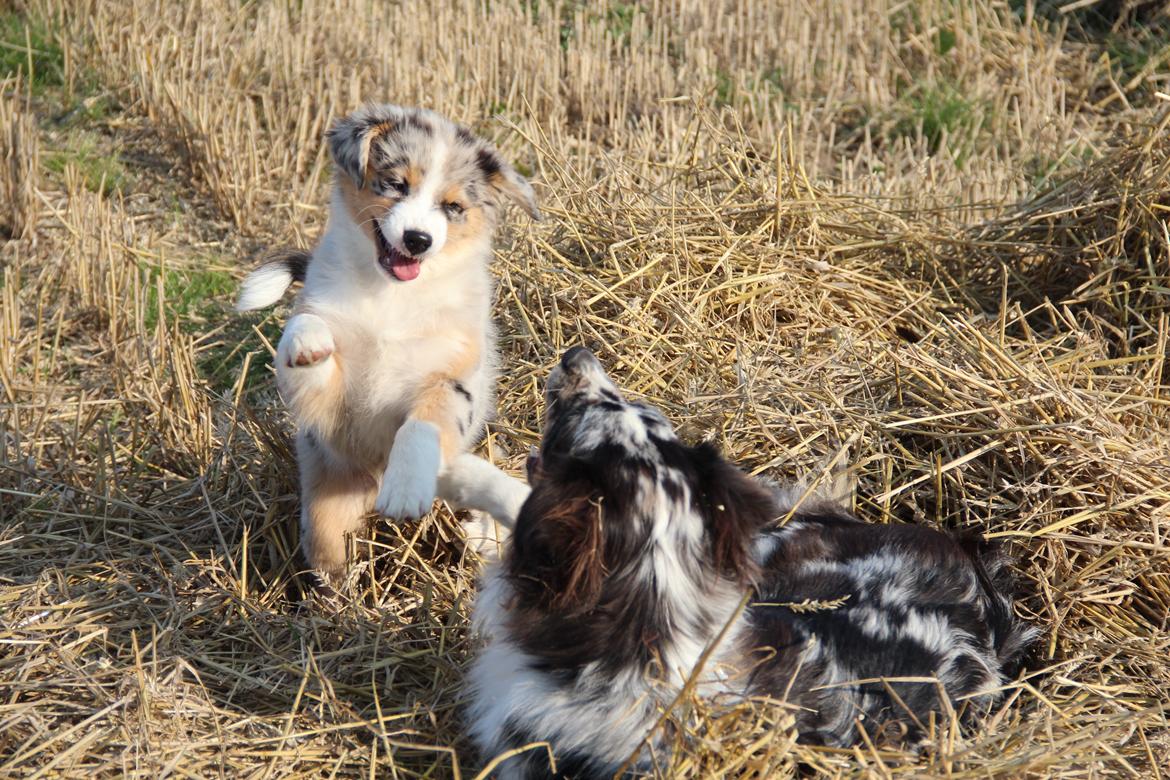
[508,478,604,612]
[691,443,778,585]
[326,108,396,188]
[475,146,541,220]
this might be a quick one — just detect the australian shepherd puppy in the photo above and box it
[235,104,538,583]
[455,347,1037,778]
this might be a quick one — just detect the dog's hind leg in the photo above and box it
[297,431,376,583]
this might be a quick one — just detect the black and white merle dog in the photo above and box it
[458,347,1036,778]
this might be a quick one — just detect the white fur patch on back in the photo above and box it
[236,262,295,311]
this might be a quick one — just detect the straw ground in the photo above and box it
[1,0,1168,776]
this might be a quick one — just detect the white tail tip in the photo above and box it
[235,263,295,311]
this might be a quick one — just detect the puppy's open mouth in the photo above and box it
[374,227,422,282]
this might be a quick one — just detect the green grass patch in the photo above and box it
[43,132,127,196]
[0,12,65,89]
[1025,143,1097,189]
[140,261,281,395]
[936,26,957,57]
[714,68,734,107]
[715,66,799,113]
[1009,0,1167,102]
[757,66,784,93]
[199,311,283,396]
[604,2,637,45]
[891,82,985,162]
[1011,0,1166,32]
[540,1,643,51]
[61,93,120,126]
[141,264,236,332]
[889,6,960,61]
[1104,25,1170,95]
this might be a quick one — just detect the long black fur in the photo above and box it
[266,247,309,283]
[467,349,1038,777]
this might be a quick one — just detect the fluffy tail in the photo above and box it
[235,249,310,311]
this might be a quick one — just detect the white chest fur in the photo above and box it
[290,215,496,467]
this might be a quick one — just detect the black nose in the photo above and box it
[560,346,595,372]
[402,230,432,255]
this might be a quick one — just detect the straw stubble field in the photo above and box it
[1,0,1169,776]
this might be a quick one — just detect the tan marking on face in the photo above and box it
[404,165,424,191]
[443,203,491,256]
[368,120,397,144]
[440,184,467,207]
[338,176,391,245]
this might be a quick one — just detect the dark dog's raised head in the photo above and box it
[510,348,778,624]
[529,345,677,477]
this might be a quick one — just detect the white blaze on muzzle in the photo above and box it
[381,192,449,258]
[374,139,452,281]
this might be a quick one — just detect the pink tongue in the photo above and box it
[390,256,421,281]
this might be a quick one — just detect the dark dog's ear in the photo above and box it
[474,146,541,220]
[326,107,396,188]
[508,478,604,612]
[691,442,777,584]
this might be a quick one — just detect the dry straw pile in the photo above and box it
[2,0,1168,776]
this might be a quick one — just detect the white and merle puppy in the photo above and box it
[235,104,539,582]
[461,347,1036,778]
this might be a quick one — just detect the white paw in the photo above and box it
[437,453,530,529]
[279,313,334,368]
[376,470,437,519]
[375,420,441,520]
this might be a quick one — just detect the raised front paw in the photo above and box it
[278,313,335,368]
[375,419,441,520]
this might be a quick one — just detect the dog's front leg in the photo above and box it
[437,454,530,529]
[375,372,476,520]
[276,312,343,435]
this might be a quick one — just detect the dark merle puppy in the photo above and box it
[463,347,1036,779]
